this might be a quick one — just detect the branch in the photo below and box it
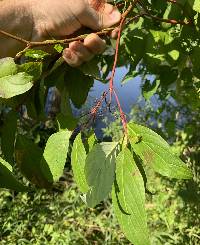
[0,27,116,59]
[0,29,29,46]
[166,0,194,25]
[143,13,192,26]
[0,0,193,60]
[137,0,193,26]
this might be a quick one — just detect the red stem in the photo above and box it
[109,17,125,103]
[113,89,128,135]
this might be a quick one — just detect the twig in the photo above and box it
[137,0,192,26]
[143,13,192,25]
[107,1,138,135]
[166,0,194,25]
[113,89,128,135]
[0,29,29,44]
[0,0,193,60]
[0,27,116,59]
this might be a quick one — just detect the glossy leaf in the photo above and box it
[128,123,193,179]
[85,142,119,208]
[71,134,89,193]
[112,148,150,245]
[25,49,49,59]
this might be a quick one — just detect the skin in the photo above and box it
[0,0,121,66]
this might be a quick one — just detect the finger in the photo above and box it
[110,27,120,39]
[69,41,94,61]
[62,48,83,67]
[79,1,121,30]
[84,33,106,55]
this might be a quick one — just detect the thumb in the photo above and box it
[80,1,121,30]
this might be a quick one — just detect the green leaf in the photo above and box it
[18,62,43,80]
[192,0,200,12]
[25,49,49,59]
[42,130,71,182]
[1,111,17,165]
[142,79,160,100]
[85,142,119,208]
[0,72,33,98]
[125,32,146,69]
[112,148,150,245]
[87,132,97,152]
[121,70,139,84]
[79,58,101,79]
[15,135,51,188]
[0,58,17,78]
[57,87,77,131]
[54,44,64,53]
[71,134,89,193]
[0,157,27,191]
[65,69,94,108]
[128,123,193,179]
[57,114,77,131]
[168,50,179,61]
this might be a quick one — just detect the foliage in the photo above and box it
[1,0,200,244]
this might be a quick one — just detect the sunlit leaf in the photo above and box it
[128,123,193,179]
[0,157,27,191]
[112,148,150,245]
[85,142,119,207]
[25,49,49,59]
[42,130,71,182]
[0,72,33,98]
[0,58,17,78]
[71,134,89,193]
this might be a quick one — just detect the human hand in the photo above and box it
[31,0,121,66]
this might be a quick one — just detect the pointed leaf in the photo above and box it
[0,157,27,191]
[87,132,97,152]
[112,148,150,245]
[71,134,89,193]
[43,130,71,182]
[85,142,119,208]
[128,123,193,179]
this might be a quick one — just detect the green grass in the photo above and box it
[0,172,130,245]
[1,170,199,244]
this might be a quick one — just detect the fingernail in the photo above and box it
[63,49,72,59]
